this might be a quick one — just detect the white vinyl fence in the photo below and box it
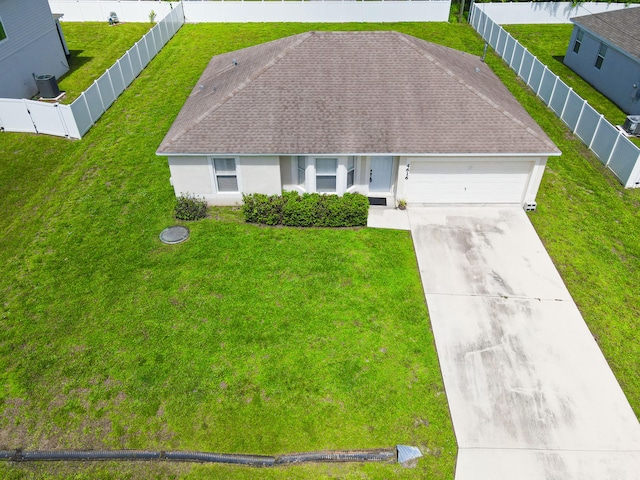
[50,0,452,23]
[0,3,185,139]
[469,1,635,25]
[469,4,640,188]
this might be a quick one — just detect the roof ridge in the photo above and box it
[161,32,313,150]
[394,32,558,152]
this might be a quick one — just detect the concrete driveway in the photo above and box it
[408,206,640,479]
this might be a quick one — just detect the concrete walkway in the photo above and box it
[406,206,640,479]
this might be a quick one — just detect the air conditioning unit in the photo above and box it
[622,115,640,135]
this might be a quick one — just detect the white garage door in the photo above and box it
[405,160,533,204]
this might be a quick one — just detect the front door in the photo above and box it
[369,156,394,193]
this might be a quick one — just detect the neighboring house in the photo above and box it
[0,0,69,99]
[157,31,560,208]
[564,7,640,115]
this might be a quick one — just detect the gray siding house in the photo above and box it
[0,0,69,99]
[158,31,560,208]
[564,7,640,115]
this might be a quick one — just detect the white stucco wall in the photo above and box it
[167,155,282,206]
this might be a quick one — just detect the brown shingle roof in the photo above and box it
[157,31,559,156]
[572,7,640,61]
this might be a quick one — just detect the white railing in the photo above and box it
[0,3,185,139]
[50,0,452,23]
[469,3,640,188]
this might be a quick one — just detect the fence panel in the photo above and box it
[591,122,619,165]
[109,63,126,98]
[527,59,545,94]
[574,105,601,145]
[70,96,94,136]
[518,49,534,80]
[138,38,151,68]
[495,29,506,57]
[510,42,524,73]
[538,70,556,105]
[608,137,640,185]
[549,79,570,116]
[503,35,516,68]
[488,22,500,50]
[146,28,160,58]
[128,44,144,78]
[0,99,37,133]
[560,91,584,131]
[96,72,116,109]
[58,104,81,139]
[83,82,106,123]
[158,17,170,45]
[26,101,69,137]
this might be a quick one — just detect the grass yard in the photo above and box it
[2,19,640,480]
[0,23,475,480]
[503,24,640,146]
[56,22,152,103]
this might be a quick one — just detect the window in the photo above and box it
[213,158,238,192]
[573,29,583,53]
[297,156,306,186]
[347,156,355,188]
[0,18,6,42]
[595,43,607,69]
[315,158,337,193]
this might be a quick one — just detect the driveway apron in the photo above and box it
[408,206,640,479]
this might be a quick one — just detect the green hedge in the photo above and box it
[242,191,369,227]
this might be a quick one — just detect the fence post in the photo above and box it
[117,58,126,89]
[548,75,558,106]
[560,87,572,120]
[588,114,604,150]
[55,103,70,138]
[22,98,39,134]
[94,80,106,113]
[81,92,95,127]
[106,69,116,100]
[535,65,548,97]
[605,133,621,167]
[625,151,640,188]
[508,36,517,68]
[574,99,587,134]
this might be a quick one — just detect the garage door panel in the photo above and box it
[406,160,533,204]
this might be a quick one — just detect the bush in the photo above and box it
[175,193,208,221]
[243,191,369,227]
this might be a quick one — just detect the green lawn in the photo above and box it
[2,20,640,480]
[0,23,473,480]
[503,24,640,146]
[57,22,153,102]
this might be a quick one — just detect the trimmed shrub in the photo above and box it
[175,193,208,221]
[243,191,369,227]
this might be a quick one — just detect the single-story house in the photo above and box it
[0,0,69,99]
[157,31,560,208]
[564,6,640,115]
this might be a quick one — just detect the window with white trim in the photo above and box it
[213,157,238,192]
[315,158,337,193]
[572,29,583,54]
[595,43,607,69]
[0,18,6,42]
[297,156,306,187]
[347,156,355,189]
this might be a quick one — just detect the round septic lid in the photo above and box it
[159,226,189,245]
